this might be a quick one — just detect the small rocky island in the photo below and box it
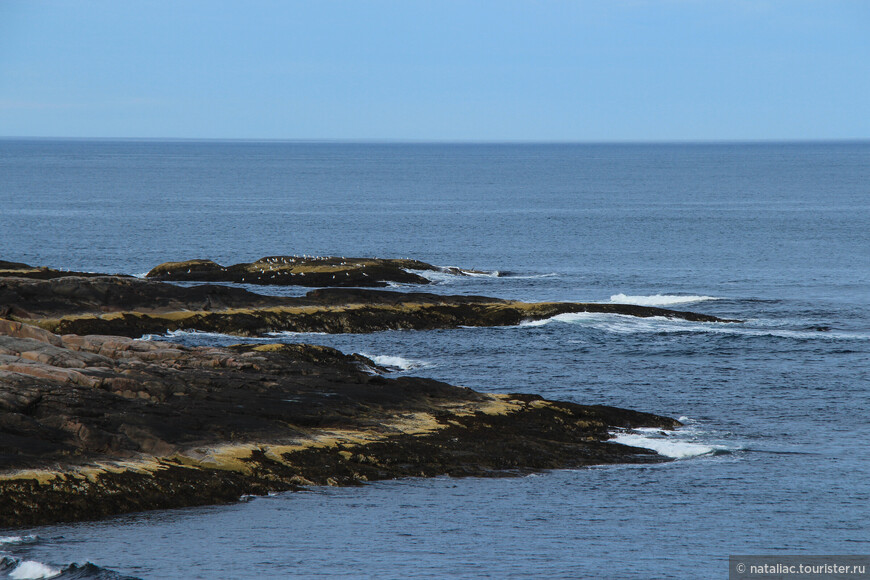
[145,256,490,287]
[0,257,737,527]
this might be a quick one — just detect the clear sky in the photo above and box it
[1,0,868,141]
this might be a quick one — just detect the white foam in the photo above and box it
[458,269,500,278]
[141,329,234,342]
[403,269,456,284]
[141,329,328,343]
[731,327,870,341]
[265,330,328,338]
[0,536,36,547]
[609,293,721,307]
[359,353,432,372]
[518,317,553,327]
[521,312,870,341]
[405,267,500,283]
[9,561,60,580]
[503,272,559,279]
[609,420,738,460]
[519,312,710,333]
[609,432,718,459]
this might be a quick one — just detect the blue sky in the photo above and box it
[1,0,868,140]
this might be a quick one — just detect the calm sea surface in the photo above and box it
[1,140,869,579]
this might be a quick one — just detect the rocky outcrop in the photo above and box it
[0,274,278,320]
[0,260,121,281]
[0,258,740,526]
[145,256,452,287]
[1,277,739,337]
[0,320,679,527]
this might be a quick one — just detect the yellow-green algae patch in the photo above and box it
[0,393,521,488]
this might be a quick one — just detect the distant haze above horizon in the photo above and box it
[1,1,868,141]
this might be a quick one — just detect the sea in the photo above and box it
[0,139,868,579]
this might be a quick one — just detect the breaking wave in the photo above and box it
[609,294,721,307]
[0,557,137,580]
[141,329,242,342]
[457,269,501,278]
[498,272,559,279]
[408,266,564,284]
[358,353,433,372]
[1,558,60,580]
[0,538,37,549]
[519,312,870,340]
[609,424,736,459]
[406,267,500,284]
[140,329,328,347]
[519,313,713,333]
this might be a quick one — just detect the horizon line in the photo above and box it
[0,135,870,145]
[1,136,869,146]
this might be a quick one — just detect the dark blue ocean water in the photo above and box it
[1,140,869,579]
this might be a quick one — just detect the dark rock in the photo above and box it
[0,258,739,527]
[0,276,740,338]
[145,256,439,287]
[0,321,680,527]
[0,260,125,280]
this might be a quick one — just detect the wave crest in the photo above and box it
[519,313,708,333]
[405,267,500,284]
[358,353,432,372]
[520,312,870,341]
[1,558,60,580]
[0,557,137,580]
[0,536,37,548]
[609,293,720,307]
[610,424,737,459]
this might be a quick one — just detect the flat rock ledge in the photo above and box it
[0,276,739,338]
[0,260,124,281]
[0,320,679,527]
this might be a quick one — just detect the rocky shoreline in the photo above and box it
[0,258,737,527]
[1,264,737,338]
